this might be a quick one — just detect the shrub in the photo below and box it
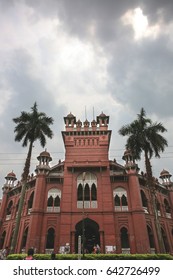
[7,253,173,260]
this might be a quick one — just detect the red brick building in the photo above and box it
[0,112,173,254]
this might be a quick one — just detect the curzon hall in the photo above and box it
[0,112,173,254]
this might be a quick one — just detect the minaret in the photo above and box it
[122,149,150,253]
[122,149,138,171]
[64,113,76,131]
[2,171,17,193]
[96,112,109,130]
[160,169,173,209]
[35,150,52,174]
[27,150,52,251]
[0,172,17,226]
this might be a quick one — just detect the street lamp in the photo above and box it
[82,172,86,258]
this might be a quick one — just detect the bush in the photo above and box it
[7,253,173,260]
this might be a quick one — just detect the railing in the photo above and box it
[28,208,32,215]
[157,210,161,216]
[114,206,128,211]
[166,212,171,218]
[77,201,98,208]
[150,248,155,254]
[6,214,11,220]
[143,207,149,213]
[122,248,130,254]
[47,206,60,212]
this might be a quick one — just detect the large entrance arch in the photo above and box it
[75,218,100,253]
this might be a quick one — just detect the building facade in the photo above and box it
[0,112,173,254]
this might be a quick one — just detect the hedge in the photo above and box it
[7,253,173,260]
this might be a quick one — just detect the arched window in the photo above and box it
[122,194,128,206]
[0,231,6,249]
[91,184,97,201]
[47,196,53,207]
[156,198,161,216]
[15,199,19,217]
[46,228,55,249]
[161,228,170,253]
[77,184,83,201]
[47,188,61,212]
[140,190,148,213]
[6,200,13,219]
[27,192,34,214]
[147,225,155,253]
[84,184,90,201]
[54,195,60,207]
[114,195,120,206]
[120,227,130,253]
[21,227,28,250]
[164,199,171,218]
[113,187,128,211]
[77,172,97,208]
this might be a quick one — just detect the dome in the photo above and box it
[38,149,52,161]
[40,150,51,157]
[160,169,171,177]
[123,149,132,156]
[98,112,106,118]
[5,171,17,180]
[66,112,75,118]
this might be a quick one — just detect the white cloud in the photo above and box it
[121,7,160,40]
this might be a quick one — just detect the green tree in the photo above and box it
[10,102,54,253]
[119,107,168,253]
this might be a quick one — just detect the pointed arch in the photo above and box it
[6,200,13,216]
[161,228,170,253]
[27,192,34,214]
[21,227,29,250]
[164,199,171,218]
[120,227,130,253]
[114,195,120,206]
[46,227,55,249]
[140,190,149,213]
[84,184,90,201]
[113,187,128,211]
[54,195,60,207]
[47,188,61,212]
[77,172,97,208]
[147,225,155,251]
[77,184,83,201]
[0,231,6,249]
[47,195,53,207]
[91,183,97,201]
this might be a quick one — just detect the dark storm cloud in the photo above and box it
[107,33,173,118]
[20,0,173,118]
[0,48,66,152]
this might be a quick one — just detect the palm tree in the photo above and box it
[119,107,168,253]
[10,102,54,253]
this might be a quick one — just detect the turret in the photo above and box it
[159,169,172,186]
[64,113,76,131]
[122,149,138,171]
[2,171,17,193]
[96,112,109,130]
[35,150,52,174]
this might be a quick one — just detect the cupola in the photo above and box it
[159,169,172,185]
[35,149,52,174]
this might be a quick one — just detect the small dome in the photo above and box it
[99,112,106,118]
[37,149,52,162]
[66,112,75,118]
[7,171,16,178]
[40,150,51,157]
[5,171,17,180]
[123,149,132,156]
[160,169,171,177]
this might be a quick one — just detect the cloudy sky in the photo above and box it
[0,0,173,197]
